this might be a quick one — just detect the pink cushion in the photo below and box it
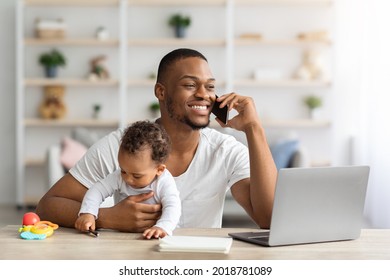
[60,137,87,170]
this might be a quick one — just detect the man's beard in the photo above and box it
[166,96,210,130]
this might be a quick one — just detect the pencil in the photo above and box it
[88,229,99,237]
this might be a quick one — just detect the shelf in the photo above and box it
[262,119,331,128]
[25,0,120,6]
[24,118,119,127]
[24,118,329,128]
[235,38,332,47]
[128,79,155,87]
[127,0,227,6]
[234,79,331,88]
[128,38,226,47]
[127,79,226,87]
[235,0,333,6]
[26,0,227,6]
[25,38,119,46]
[24,78,119,87]
[210,118,330,128]
[25,158,45,167]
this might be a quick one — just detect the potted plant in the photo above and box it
[168,13,191,38]
[149,101,160,118]
[39,49,66,78]
[304,95,322,119]
[148,72,156,80]
[92,104,101,119]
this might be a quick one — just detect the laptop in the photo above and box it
[228,166,370,247]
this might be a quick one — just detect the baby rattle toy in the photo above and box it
[18,212,59,240]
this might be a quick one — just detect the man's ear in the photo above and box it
[155,83,165,101]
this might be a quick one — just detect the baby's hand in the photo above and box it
[75,213,96,232]
[143,226,167,239]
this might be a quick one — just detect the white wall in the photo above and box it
[332,0,390,228]
[0,1,17,204]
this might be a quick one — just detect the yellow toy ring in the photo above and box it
[35,221,59,230]
[30,224,54,237]
[30,221,59,237]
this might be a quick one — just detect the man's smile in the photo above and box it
[190,105,207,110]
[187,103,211,116]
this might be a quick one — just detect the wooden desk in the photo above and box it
[1,226,389,260]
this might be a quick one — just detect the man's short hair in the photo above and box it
[156,48,208,83]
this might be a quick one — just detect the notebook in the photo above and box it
[229,166,370,247]
[159,236,233,254]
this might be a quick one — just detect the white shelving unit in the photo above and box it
[16,0,333,207]
[16,0,124,207]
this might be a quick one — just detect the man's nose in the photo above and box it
[195,85,211,99]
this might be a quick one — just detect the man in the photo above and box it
[36,48,277,231]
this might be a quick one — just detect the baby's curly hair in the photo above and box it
[120,121,171,164]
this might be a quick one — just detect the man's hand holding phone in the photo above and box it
[213,93,261,133]
[212,95,229,125]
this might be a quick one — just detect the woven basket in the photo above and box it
[36,29,66,39]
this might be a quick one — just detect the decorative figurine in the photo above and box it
[88,55,110,81]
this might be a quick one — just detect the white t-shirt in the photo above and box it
[79,169,180,236]
[70,127,250,228]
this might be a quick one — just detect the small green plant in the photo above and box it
[39,49,66,68]
[93,104,101,112]
[149,102,160,112]
[168,13,191,28]
[168,13,191,38]
[148,72,157,80]
[92,104,101,119]
[149,101,160,118]
[304,95,322,109]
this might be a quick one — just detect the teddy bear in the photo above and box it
[39,85,67,119]
[293,49,324,80]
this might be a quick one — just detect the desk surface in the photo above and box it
[1,226,389,260]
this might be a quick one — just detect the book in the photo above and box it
[159,236,233,254]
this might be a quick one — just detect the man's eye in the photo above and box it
[184,84,196,88]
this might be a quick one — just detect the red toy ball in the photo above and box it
[22,212,40,226]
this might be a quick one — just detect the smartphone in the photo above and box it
[211,95,229,124]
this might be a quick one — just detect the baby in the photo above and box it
[75,120,181,239]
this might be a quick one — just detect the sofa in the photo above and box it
[45,127,116,208]
[45,126,310,220]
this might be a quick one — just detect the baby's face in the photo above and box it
[118,148,165,188]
